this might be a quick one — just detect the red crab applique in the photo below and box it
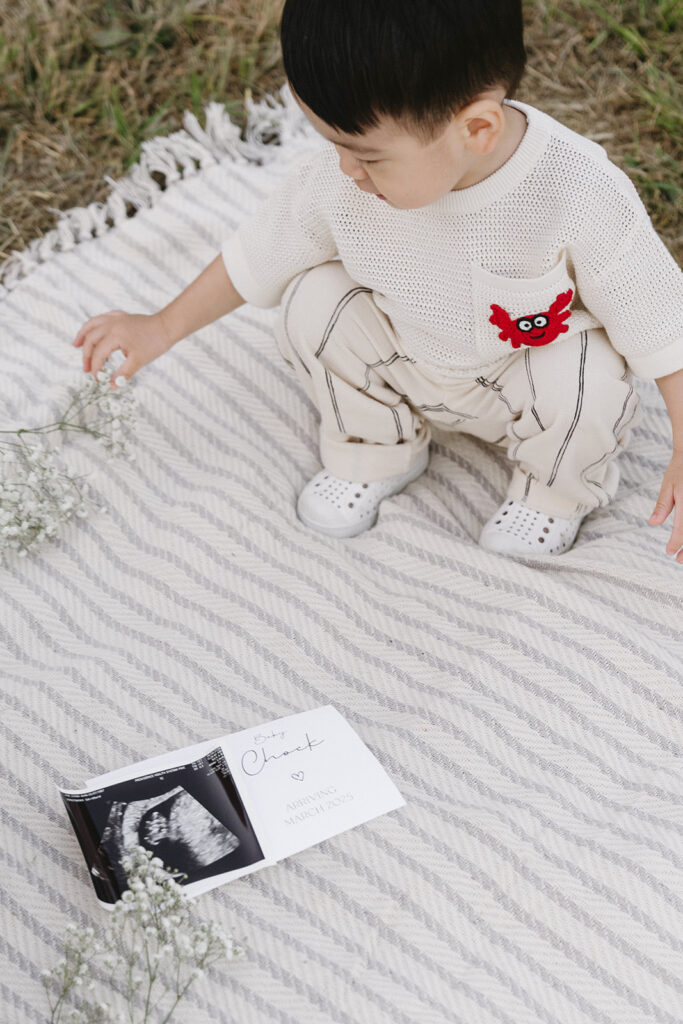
[489,289,574,349]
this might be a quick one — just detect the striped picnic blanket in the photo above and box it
[1,87,682,1024]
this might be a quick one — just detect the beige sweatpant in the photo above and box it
[273,261,641,518]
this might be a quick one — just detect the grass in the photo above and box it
[0,0,681,264]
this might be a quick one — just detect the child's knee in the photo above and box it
[274,261,362,358]
[582,330,640,428]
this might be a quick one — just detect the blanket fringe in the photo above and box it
[0,84,312,301]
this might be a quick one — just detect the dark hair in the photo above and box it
[280,0,526,139]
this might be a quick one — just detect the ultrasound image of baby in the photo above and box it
[100,786,240,877]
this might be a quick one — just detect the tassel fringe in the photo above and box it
[0,84,314,301]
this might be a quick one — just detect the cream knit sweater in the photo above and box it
[222,99,683,380]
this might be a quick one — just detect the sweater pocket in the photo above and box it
[471,251,577,362]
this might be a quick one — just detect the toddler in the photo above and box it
[73,0,683,560]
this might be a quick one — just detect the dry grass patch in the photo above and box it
[1,0,284,259]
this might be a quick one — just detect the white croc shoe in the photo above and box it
[479,499,584,557]
[297,448,429,538]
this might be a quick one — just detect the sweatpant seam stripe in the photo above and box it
[283,271,313,377]
[547,331,587,487]
[360,353,411,393]
[475,376,520,417]
[391,406,404,442]
[524,348,545,431]
[580,387,639,497]
[315,286,373,359]
[325,369,345,432]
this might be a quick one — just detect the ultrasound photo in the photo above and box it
[101,785,241,871]
[62,747,265,905]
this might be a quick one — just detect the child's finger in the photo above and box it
[72,323,96,348]
[72,311,121,347]
[666,499,683,558]
[91,339,122,381]
[82,329,109,370]
[76,324,102,362]
[648,489,673,525]
[73,315,106,347]
[110,359,135,389]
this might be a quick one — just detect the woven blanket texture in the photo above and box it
[1,88,683,1024]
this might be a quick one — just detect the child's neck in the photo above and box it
[453,104,528,191]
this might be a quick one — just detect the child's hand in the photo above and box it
[649,450,683,562]
[72,310,174,389]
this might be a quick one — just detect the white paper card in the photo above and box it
[222,705,405,859]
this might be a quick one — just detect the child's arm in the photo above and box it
[157,255,245,346]
[73,255,245,388]
[649,366,683,561]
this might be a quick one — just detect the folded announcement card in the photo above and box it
[60,706,404,906]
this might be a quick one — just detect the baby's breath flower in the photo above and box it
[44,844,243,1022]
[0,357,138,561]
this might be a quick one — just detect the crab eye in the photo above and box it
[533,315,549,328]
[517,318,533,332]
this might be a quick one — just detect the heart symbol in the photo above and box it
[291,771,304,781]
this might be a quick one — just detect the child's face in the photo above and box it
[294,90,510,210]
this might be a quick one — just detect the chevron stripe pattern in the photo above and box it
[1,95,682,1024]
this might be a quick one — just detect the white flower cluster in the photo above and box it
[0,441,86,560]
[42,846,243,1024]
[40,927,109,1024]
[0,361,137,562]
[75,365,137,460]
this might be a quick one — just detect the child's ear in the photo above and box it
[459,96,506,156]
